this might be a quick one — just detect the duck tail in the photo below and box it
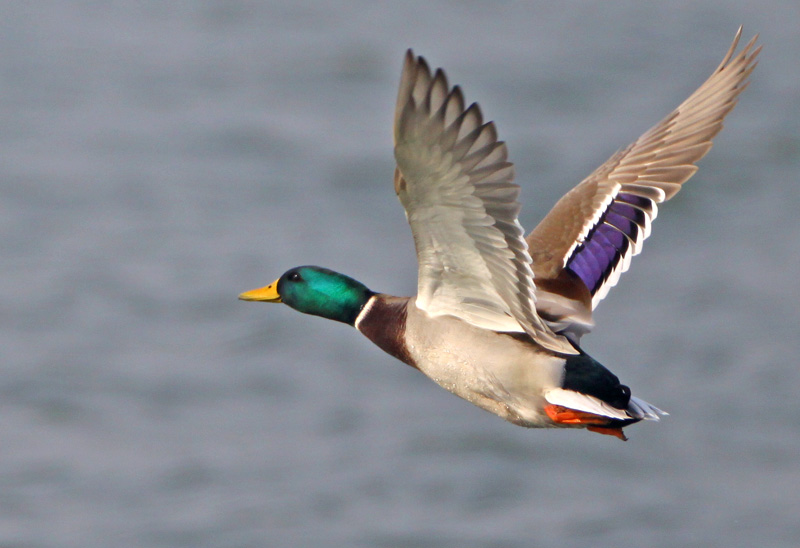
[627,396,668,421]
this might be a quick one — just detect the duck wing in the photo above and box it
[393,50,577,355]
[527,28,760,341]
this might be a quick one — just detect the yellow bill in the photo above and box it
[239,278,282,302]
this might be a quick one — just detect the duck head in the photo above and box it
[239,265,373,326]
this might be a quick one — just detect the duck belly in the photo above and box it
[404,305,565,427]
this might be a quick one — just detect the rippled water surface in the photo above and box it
[2,2,799,547]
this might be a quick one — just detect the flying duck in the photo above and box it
[240,29,759,440]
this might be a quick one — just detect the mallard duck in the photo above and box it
[240,29,759,440]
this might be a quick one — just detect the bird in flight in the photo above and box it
[240,29,759,441]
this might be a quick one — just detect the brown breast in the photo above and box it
[356,294,417,369]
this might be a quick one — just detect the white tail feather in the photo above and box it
[545,388,630,420]
[628,395,668,421]
[545,388,668,421]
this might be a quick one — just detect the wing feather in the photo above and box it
[394,50,576,354]
[527,28,759,340]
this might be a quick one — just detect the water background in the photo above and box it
[2,2,799,547]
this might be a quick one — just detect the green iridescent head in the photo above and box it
[239,265,374,325]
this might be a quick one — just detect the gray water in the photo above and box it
[2,2,799,547]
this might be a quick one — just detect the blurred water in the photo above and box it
[1,2,799,547]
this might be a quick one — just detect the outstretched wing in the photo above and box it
[527,28,760,340]
[394,50,577,355]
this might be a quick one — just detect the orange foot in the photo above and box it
[544,404,628,441]
[587,425,628,441]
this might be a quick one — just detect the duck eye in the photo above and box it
[288,272,302,282]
